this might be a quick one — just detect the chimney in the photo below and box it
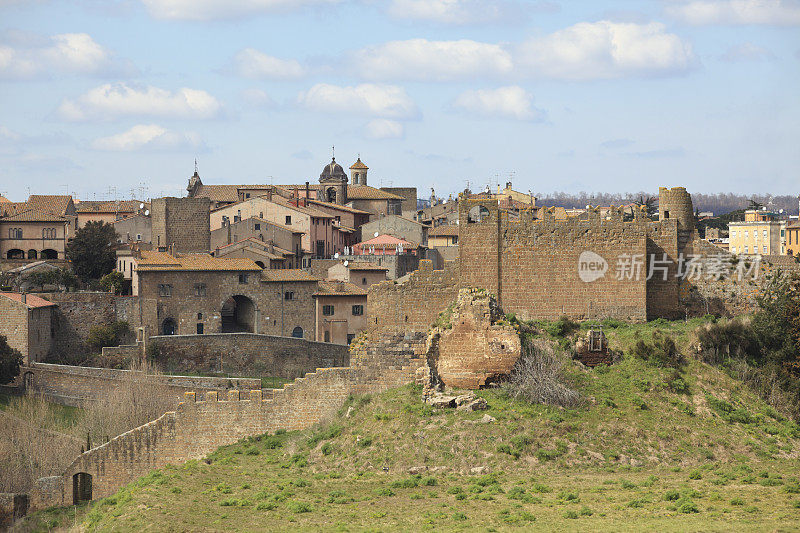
[267,188,273,201]
[21,293,27,304]
[305,181,310,200]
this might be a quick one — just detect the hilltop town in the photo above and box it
[1,157,800,529]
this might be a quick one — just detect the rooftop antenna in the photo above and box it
[332,145,335,160]
[194,158,198,174]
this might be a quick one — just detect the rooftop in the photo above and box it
[344,261,388,271]
[0,209,68,223]
[356,234,416,248]
[260,269,321,283]
[313,281,367,297]
[136,251,262,272]
[27,195,73,216]
[0,292,57,309]
[428,225,459,237]
[75,200,146,213]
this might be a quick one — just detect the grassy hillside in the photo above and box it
[17,336,800,532]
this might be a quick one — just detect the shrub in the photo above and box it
[563,510,578,519]
[632,332,684,368]
[287,501,313,513]
[664,490,680,501]
[688,470,702,480]
[86,320,132,352]
[545,316,579,338]
[621,480,636,489]
[730,498,744,506]
[503,339,581,408]
[677,498,699,513]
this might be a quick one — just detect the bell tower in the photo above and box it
[350,157,368,186]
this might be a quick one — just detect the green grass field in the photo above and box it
[16,332,800,532]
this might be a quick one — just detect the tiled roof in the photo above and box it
[0,202,29,217]
[260,269,320,282]
[1,209,68,222]
[306,199,371,215]
[136,252,261,272]
[75,200,145,213]
[349,158,369,170]
[216,238,293,257]
[314,281,367,296]
[346,185,403,200]
[428,225,459,237]
[356,234,415,248]
[345,261,388,271]
[27,195,72,216]
[0,292,57,309]
[0,195,10,203]
[336,226,356,234]
[269,195,335,218]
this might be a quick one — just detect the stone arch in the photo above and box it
[72,472,92,504]
[7,249,24,260]
[27,249,38,260]
[221,295,256,333]
[326,187,337,203]
[23,371,34,391]
[467,205,491,223]
[41,249,58,260]
[162,318,177,335]
[291,326,304,338]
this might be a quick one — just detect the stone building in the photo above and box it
[729,210,783,256]
[151,197,210,253]
[327,261,388,288]
[75,200,147,229]
[213,238,298,270]
[0,292,57,364]
[186,169,273,210]
[313,281,367,345]
[113,212,152,245]
[0,195,77,263]
[210,216,304,267]
[360,215,428,247]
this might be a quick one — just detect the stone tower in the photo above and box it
[349,157,368,186]
[319,157,348,205]
[658,187,695,233]
[151,197,211,253]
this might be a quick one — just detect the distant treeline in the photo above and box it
[535,192,799,216]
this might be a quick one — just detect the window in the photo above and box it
[322,305,334,316]
[291,326,303,338]
[158,284,172,297]
[136,234,142,241]
[285,215,292,225]
[763,230,768,238]
[238,273,249,284]
[197,312,203,319]
[763,245,768,253]
[352,305,364,316]
[42,228,57,239]
[254,223,260,230]
[744,246,749,254]
[731,230,736,238]
[452,236,458,244]
[324,331,330,342]
[730,246,736,253]
[194,283,207,296]
[196,323,204,334]
[744,231,749,239]
[284,291,294,300]
[245,193,251,199]
[8,228,22,239]
[362,277,367,285]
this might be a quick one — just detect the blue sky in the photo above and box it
[0,0,798,201]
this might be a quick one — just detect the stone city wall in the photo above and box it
[21,363,260,407]
[149,333,350,379]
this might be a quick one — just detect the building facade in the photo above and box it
[314,281,367,345]
[729,210,783,256]
[0,292,56,364]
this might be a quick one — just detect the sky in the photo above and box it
[0,0,798,202]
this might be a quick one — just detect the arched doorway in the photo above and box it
[291,326,304,339]
[72,472,92,504]
[221,295,256,333]
[27,249,38,259]
[41,249,58,259]
[162,318,177,335]
[7,249,24,259]
[23,372,34,391]
[326,187,336,203]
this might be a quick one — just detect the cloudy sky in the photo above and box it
[1,0,798,201]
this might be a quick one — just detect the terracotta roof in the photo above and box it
[336,226,356,234]
[0,292,57,309]
[345,261,388,271]
[0,202,29,217]
[314,281,367,297]
[269,195,335,219]
[260,269,320,282]
[136,252,261,272]
[1,209,68,222]
[349,158,369,170]
[216,238,293,257]
[356,234,415,248]
[75,200,145,213]
[0,195,10,203]
[306,199,371,215]
[346,185,403,200]
[26,195,72,216]
[428,225,459,237]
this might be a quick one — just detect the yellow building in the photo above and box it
[728,210,782,256]
[786,221,800,257]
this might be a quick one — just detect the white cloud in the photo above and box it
[297,83,419,119]
[387,0,528,25]
[665,0,800,26]
[365,119,404,139]
[57,83,223,121]
[0,32,133,80]
[140,0,340,20]
[231,48,305,79]
[451,86,545,121]
[516,21,695,80]
[720,42,775,61]
[351,39,513,81]
[91,124,205,151]
[241,88,275,107]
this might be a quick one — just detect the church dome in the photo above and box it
[320,157,347,182]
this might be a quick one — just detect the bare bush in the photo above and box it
[0,395,82,493]
[78,358,178,444]
[502,338,582,408]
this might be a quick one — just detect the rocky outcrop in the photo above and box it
[422,289,522,390]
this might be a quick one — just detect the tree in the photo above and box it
[0,334,23,385]
[99,271,125,294]
[748,199,764,210]
[66,221,118,282]
[25,268,79,292]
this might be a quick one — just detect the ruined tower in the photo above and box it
[658,187,695,233]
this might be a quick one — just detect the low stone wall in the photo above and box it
[21,363,261,407]
[150,333,350,379]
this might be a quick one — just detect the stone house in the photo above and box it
[313,281,367,345]
[353,234,419,257]
[304,200,371,249]
[0,292,56,364]
[327,261,388,288]
[210,216,304,266]
[210,194,338,260]
[213,238,298,270]
[360,215,428,247]
[75,200,147,228]
[0,195,77,263]
[428,224,459,248]
[113,213,152,245]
